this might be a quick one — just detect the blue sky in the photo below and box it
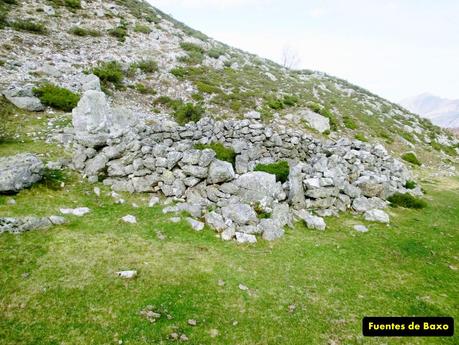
[149,0,459,102]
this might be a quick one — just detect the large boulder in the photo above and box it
[72,90,132,135]
[2,85,44,112]
[221,203,257,225]
[207,160,235,184]
[364,209,390,223]
[299,109,330,133]
[0,217,52,234]
[235,172,285,205]
[0,153,44,193]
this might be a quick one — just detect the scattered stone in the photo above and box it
[7,199,16,205]
[364,209,390,223]
[288,304,296,313]
[186,218,204,231]
[59,207,91,217]
[221,227,235,241]
[297,211,326,230]
[116,270,137,279]
[238,284,249,291]
[121,215,137,224]
[156,230,166,240]
[170,217,181,223]
[140,306,161,323]
[148,196,160,207]
[187,319,197,326]
[49,215,66,225]
[353,224,368,232]
[209,329,219,338]
[93,187,101,197]
[0,217,52,234]
[179,334,189,342]
[217,279,225,286]
[235,232,257,244]
[221,203,257,226]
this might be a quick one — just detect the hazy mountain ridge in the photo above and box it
[400,93,459,128]
[0,0,458,159]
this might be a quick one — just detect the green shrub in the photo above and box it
[178,50,204,65]
[69,26,101,37]
[135,83,156,95]
[343,116,358,129]
[10,19,47,34]
[404,180,417,190]
[196,81,219,94]
[40,168,67,190]
[0,96,15,142]
[109,23,128,42]
[401,152,421,166]
[194,142,236,165]
[92,61,124,87]
[208,47,225,59]
[254,161,290,183]
[282,95,298,107]
[173,103,205,125]
[134,59,158,73]
[267,98,284,110]
[354,133,368,142]
[387,193,427,209]
[50,0,81,9]
[134,24,151,33]
[180,42,205,54]
[254,202,271,219]
[33,83,80,111]
[170,67,187,78]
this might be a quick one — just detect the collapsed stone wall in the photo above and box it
[71,91,419,242]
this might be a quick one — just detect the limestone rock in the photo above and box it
[207,160,235,184]
[364,209,390,223]
[0,153,44,193]
[221,203,257,225]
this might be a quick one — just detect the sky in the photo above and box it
[148,0,459,102]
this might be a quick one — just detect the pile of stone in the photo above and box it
[69,90,419,242]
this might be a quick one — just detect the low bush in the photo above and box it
[388,193,427,209]
[134,24,151,33]
[50,0,81,9]
[267,98,284,110]
[170,67,187,78]
[92,61,124,87]
[0,96,15,142]
[33,83,80,111]
[135,83,156,95]
[173,102,205,125]
[40,168,67,190]
[196,81,220,94]
[208,47,225,59]
[282,95,299,107]
[194,142,236,165]
[401,152,421,166]
[343,116,358,129]
[134,59,158,73]
[180,42,205,54]
[254,161,290,183]
[69,26,101,37]
[354,133,368,142]
[109,23,128,42]
[404,180,417,190]
[10,19,47,34]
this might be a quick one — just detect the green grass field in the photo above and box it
[0,165,458,344]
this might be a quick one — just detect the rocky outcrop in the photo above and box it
[0,153,44,193]
[2,85,44,112]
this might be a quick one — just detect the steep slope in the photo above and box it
[0,0,458,162]
[400,93,459,128]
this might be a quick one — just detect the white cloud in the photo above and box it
[308,7,327,18]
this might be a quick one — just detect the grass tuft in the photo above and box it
[254,161,290,183]
[387,193,427,209]
[401,152,421,166]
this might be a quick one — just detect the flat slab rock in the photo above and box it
[0,153,44,193]
[0,216,63,234]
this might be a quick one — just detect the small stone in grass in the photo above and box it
[218,279,225,286]
[238,284,248,291]
[170,217,181,223]
[209,329,219,338]
[353,224,368,233]
[169,333,179,340]
[179,334,189,341]
[288,304,296,313]
[121,215,137,224]
[116,270,137,279]
[156,231,166,241]
[93,187,100,196]
[187,319,197,326]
